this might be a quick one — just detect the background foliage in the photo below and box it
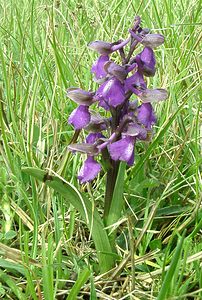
[0,0,201,299]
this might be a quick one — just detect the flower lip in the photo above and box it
[91,55,109,81]
[108,136,135,164]
[68,105,91,129]
[96,77,125,108]
[78,156,101,183]
[138,47,156,77]
[137,103,157,129]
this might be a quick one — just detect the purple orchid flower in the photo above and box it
[67,16,168,183]
[78,156,101,183]
[91,55,109,82]
[68,105,91,130]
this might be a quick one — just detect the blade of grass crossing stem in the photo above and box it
[22,167,115,273]
[66,268,91,300]
[157,230,186,300]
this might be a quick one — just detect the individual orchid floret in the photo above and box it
[125,71,147,93]
[104,61,127,83]
[86,132,104,144]
[68,142,99,156]
[88,41,113,55]
[122,123,147,140]
[85,113,108,132]
[130,31,164,49]
[91,55,109,82]
[88,39,129,55]
[139,88,168,103]
[67,88,95,105]
[95,77,125,108]
[108,136,135,165]
[78,156,101,183]
[68,105,91,129]
[135,47,156,77]
[137,103,156,129]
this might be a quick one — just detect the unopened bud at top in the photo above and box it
[141,34,164,48]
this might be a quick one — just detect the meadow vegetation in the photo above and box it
[0,0,201,299]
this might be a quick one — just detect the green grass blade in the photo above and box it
[0,268,26,300]
[66,268,91,300]
[22,167,115,273]
[157,230,186,300]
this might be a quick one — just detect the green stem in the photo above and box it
[103,160,120,224]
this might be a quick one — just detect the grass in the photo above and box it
[0,0,201,299]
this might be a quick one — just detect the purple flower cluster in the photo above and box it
[68,16,168,183]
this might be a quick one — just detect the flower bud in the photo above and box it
[88,41,113,55]
[141,34,164,48]
[68,143,99,155]
[67,88,94,105]
[139,88,168,103]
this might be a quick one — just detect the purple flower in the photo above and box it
[78,156,101,183]
[86,132,103,144]
[137,103,156,129]
[67,88,95,105]
[96,78,125,108]
[88,39,129,55]
[104,61,127,83]
[67,16,167,183]
[68,105,91,129]
[122,123,147,140]
[91,55,109,81]
[88,41,114,55]
[85,113,108,132]
[108,136,135,165]
[125,71,147,93]
[136,47,156,77]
